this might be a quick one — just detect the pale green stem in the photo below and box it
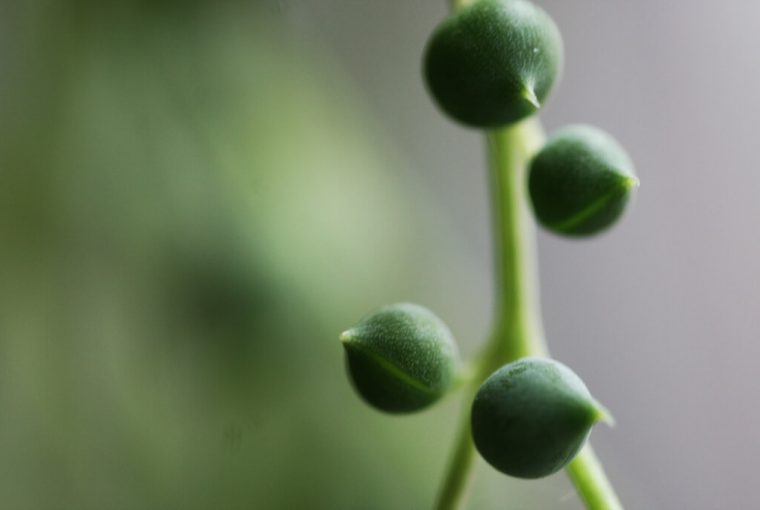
[567,447,624,510]
[433,398,477,510]
[485,120,547,363]
[434,119,546,510]
[434,120,623,510]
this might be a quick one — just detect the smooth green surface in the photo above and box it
[529,124,638,236]
[471,358,605,479]
[485,121,549,362]
[424,0,563,127]
[342,303,458,413]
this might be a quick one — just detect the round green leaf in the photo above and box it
[424,0,563,128]
[341,303,458,413]
[471,357,609,479]
[529,125,639,236]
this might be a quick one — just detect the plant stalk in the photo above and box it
[566,446,624,510]
[434,118,544,510]
[433,119,623,510]
[485,120,547,362]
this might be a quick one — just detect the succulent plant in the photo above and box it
[341,303,458,413]
[424,0,563,127]
[341,1,638,508]
[529,125,638,236]
[471,358,610,479]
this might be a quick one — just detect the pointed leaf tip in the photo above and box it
[339,330,355,345]
[624,176,640,190]
[592,401,616,427]
[521,86,541,110]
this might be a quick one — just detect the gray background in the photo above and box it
[278,1,760,508]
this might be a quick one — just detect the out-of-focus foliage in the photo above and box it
[0,2,456,508]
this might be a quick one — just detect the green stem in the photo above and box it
[434,119,623,510]
[485,119,547,362]
[566,447,624,510]
[435,119,545,510]
[433,407,476,510]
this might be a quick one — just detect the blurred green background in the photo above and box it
[0,2,491,508]
[4,1,760,509]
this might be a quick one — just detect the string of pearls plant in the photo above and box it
[340,0,638,508]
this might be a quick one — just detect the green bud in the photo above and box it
[424,0,563,128]
[340,303,458,413]
[471,357,610,479]
[529,125,639,236]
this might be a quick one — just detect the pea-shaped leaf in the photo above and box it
[340,303,458,413]
[529,125,639,236]
[471,357,610,479]
[424,0,563,128]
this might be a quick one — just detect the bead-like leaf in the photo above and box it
[529,125,639,236]
[341,303,458,413]
[471,358,610,479]
[424,0,563,128]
